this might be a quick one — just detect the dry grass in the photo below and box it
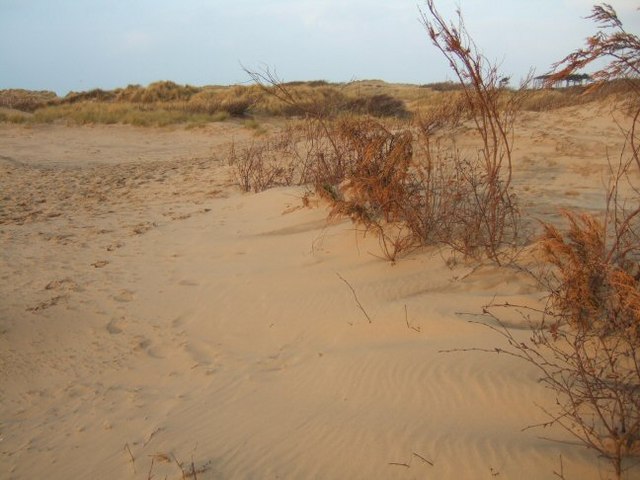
[0,89,57,112]
[123,441,211,480]
[520,79,638,111]
[29,102,228,127]
[1,76,635,128]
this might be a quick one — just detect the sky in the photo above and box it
[1,0,639,96]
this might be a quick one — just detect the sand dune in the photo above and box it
[1,106,638,479]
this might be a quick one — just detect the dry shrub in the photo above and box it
[541,211,640,335]
[239,0,524,263]
[228,116,346,194]
[225,111,421,260]
[238,1,520,263]
[373,222,419,263]
[551,5,640,87]
[325,119,413,224]
[228,126,307,192]
[288,113,517,262]
[318,114,519,261]
[482,296,640,480]
[228,141,285,193]
[478,4,640,478]
[419,0,524,264]
[475,193,640,479]
[314,117,419,262]
[241,9,523,263]
[393,126,520,261]
[485,205,640,477]
[288,118,351,186]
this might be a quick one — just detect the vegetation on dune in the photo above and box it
[2,71,637,127]
[229,2,640,478]
[0,89,57,112]
[525,6,640,477]
[237,0,524,265]
[2,1,640,479]
[0,79,414,126]
[428,3,640,479]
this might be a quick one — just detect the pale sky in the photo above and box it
[1,0,638,95]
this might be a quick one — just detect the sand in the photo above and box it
[1,106,638,479]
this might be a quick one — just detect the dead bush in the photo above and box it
[475,4,640,478]
[419,0,524,264]
[228,128,306,193]
[228,141,278,193]
[481,202,640,478]
[540,211,640,335]
[479,299,640,480]
[326,119,413,224]
[243,55,521,263]
[314,118,419,262]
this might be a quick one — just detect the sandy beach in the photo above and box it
[1,103,638,479]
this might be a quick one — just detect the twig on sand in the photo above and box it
[124,443,136,474]
[389,451,434,469]
[413,451,434,466]
[336,272,372,323]
[404,304,421,333]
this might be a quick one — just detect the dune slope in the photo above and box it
[1,106,638,479]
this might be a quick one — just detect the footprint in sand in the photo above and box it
[113,289,135,303]
[45,278,80,292]
[132,222,156,235]
[106,241,125,251]
[132,336,151,352]
[182,341,218,374]
[27,295,67,312]
[171,316,185,328]
[131,335,165,359]
[106,318,124,334]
